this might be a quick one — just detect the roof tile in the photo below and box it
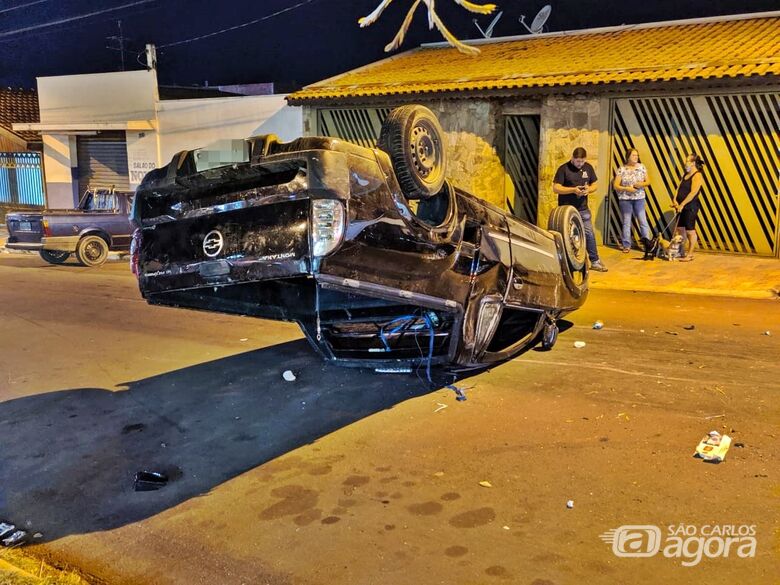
[290,16,780,102]
[0,88,40,143]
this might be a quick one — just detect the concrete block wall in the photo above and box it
[538,95,610,239]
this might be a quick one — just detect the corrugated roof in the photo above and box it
[289,13,780,103]
[0,88,40,143]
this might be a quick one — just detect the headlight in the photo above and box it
[311,199,345,257]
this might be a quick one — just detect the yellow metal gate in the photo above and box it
[608,93,780,256]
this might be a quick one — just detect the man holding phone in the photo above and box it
[552,147,608,272]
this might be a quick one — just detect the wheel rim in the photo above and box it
[409,121,441,180]
[84,241,105,262]
[569,216,587,265]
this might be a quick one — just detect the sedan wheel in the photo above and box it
[39,250,71,265]
[76,235,109,267]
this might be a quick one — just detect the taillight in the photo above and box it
[130,228,141,276]
[42,219,51,237]
[311,199,344,257]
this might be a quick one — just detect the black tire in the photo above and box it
[548,206,587,271]
[378,105,447,199]
[39,250,70,265]
[76,235,109,267]
[540,320,559,351]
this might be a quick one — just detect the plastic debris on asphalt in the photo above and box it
[763,331,771,336]
[566,500,574,509]
[0,523,16,539]
[574,341,586,348]
[2,530,27,547]
[134,470,169,491]
[683,325,696,330]
[693,431,732,463]
[592,321,604,330]
[479,481,493,488]
[282,370,297,382]
[434,403,448,413]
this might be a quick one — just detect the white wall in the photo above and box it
[126,130,159,189]
[42,134,78,208]
[38,70,158,124]
[156,95,302,164]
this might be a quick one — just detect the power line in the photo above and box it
[158,0,318,48]
[0,0,156,39]
[0,0,48,14]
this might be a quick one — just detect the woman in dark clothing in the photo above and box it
[672,154,705,261]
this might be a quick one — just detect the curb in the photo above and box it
[590,282,780,301]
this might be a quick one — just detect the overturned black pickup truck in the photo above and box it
[131,106,588,372]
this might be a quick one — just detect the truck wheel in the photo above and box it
[39,250,70,265]
[378,105,447,199]
[548,206,587,271]
[540,319,559,351]
[76,235,109,267]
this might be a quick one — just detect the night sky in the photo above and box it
[1,0,777,90]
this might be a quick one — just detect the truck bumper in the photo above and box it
[41,236,80,252]
[5,241,42,251]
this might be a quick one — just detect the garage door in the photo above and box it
[77,132,130,197]
[608,93,780,256]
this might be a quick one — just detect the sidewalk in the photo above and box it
[2,225,779,300]
[591,246,780,300]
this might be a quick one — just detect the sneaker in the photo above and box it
[590,260,608,272]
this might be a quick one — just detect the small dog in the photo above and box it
[641,234,684,261]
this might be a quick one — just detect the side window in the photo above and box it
[81,192,95,210]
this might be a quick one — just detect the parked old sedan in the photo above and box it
[131,106,588,371]
[5,188,134,267]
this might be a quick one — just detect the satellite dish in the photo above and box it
[519,4,552,34]
[473,10,503,39]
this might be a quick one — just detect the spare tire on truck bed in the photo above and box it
[378,105,447,199]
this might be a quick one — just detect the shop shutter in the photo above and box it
[77,132,129,197]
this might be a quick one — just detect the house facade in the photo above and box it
[1,88,44,209]
[14,69,303,209]
[288,12,780,257]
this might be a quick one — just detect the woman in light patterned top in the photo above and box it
[612,148,652,253]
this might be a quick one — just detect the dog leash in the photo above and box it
[656,211,680,236]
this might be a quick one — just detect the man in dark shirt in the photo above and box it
[553,147,608,272]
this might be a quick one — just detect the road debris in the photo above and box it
[762,331,771,336]
[239,338,249,342]
[665,331,678,336]
[479,481,493,488]
[734,442,745,448]
[134,470,169,491]
[592,321,604,330]
[434,403,448,413]
[433,471,445,477]
[282,370,297,382]
[2,530,27,547]
[574,341,586,349]
[693,431,732,463]
[566,500,574,509]
[0,523,16,539]
[683,325,696,330]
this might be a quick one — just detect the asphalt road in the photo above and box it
[0,253,778,585]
